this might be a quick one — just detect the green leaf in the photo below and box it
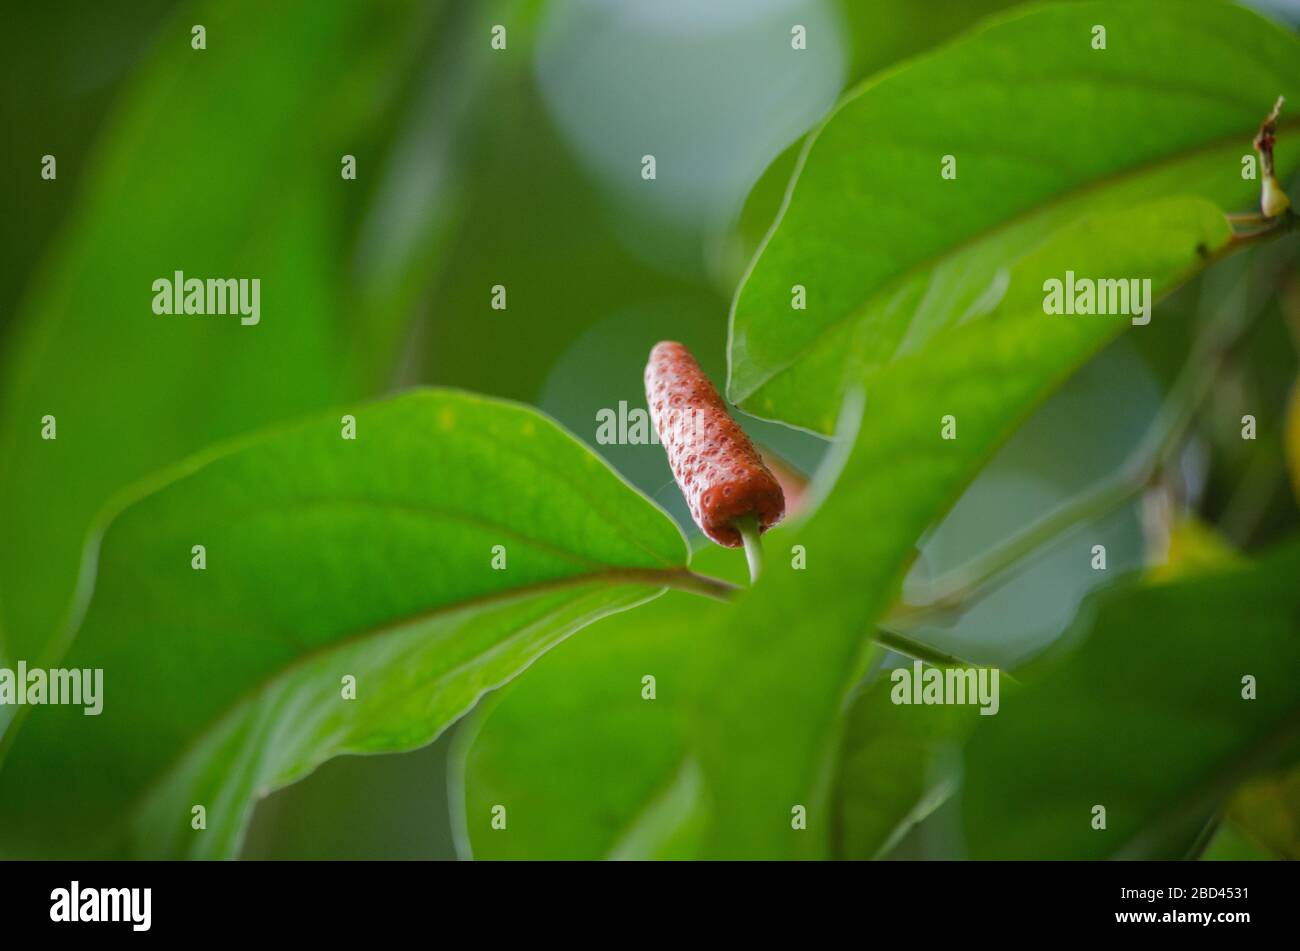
[729,0,1300,433]
[830,671,982,859]
[0,0,458,668]
[961,540,1300,859]
[0,389,692,858]
[693,197,1235,858]
[454,541,748,860]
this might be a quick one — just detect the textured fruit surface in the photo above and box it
[645,341,785,547]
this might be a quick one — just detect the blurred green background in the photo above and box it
[3,0,1297,859]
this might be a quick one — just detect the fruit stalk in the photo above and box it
[734,515,764,583]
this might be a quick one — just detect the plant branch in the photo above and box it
[1225,208,1295,252]
[873,627,976,668]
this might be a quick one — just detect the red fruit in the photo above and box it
[645,341,785,547]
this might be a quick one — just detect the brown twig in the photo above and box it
[1253,96,1292,220]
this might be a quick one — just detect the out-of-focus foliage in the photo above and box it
[962,540,1300,859]
[0,0,180,338]
[903,339,1157,668]
[1287,379,1300,501]
[1223,765,1300,859]
[0,0,455,668]
[831,674,982,859]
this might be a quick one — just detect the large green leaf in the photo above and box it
[0,0,460,669]
[0,389,693,858]
[961,541,1300,859]
[729,0,1300,433]
[694,197,1235,858]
